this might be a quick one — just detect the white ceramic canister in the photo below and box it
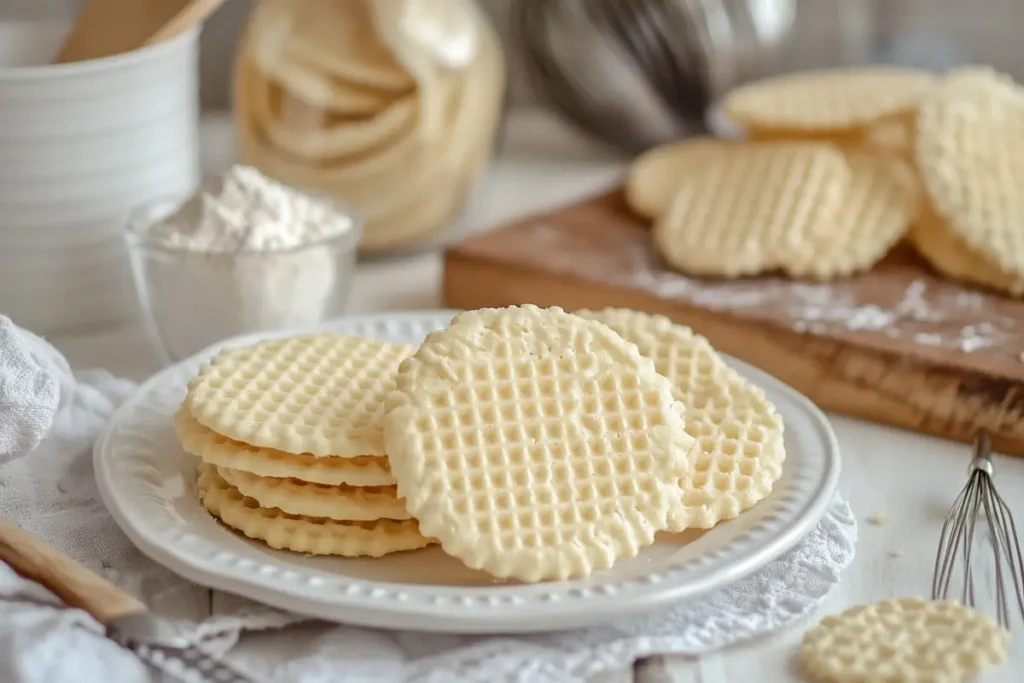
[0,18,201,334]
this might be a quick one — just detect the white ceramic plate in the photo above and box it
[95,310,841,634]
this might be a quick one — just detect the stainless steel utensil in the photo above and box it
[511,0,797,153]
[0,518,265,683]
[933,428,1024,629]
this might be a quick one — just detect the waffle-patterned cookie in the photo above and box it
[653,142,851,279]
[624,138,733,220]
[175,408,395,487]
[576,308,784,528]
[723,67,936,132]
[915,66,1024,281]
[216,466,409,521]
[185,334,415,457]
[787,151,919,279]
[197,463,431,557]
[384,305,695,582]
[745,115,914,159]
[910,202,1024,296]
[800,598,1009,683]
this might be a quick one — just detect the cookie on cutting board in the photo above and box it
[913,66,1024,296]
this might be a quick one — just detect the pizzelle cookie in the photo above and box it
[175,408,395,487]
[747,115,914,158]
[654,144,917,280]
[915,66,1024,283]
[197,463,431,557]
[216,467,409,521]
[800,597,1009,683]
[787,151,919,279]
[624,138,732,220]
[723,66,936,133]
[910,202,1024,297]
[384,305,695,582]
[653,142,850,279]
[185,335,414,457]
[575,309,784,528]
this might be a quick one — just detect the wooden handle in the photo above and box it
[0,519,146,625]
[145,0,226,46]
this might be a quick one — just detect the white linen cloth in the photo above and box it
[0,317,857,683]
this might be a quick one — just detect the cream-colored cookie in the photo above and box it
[909,201,1024,297]
[384,304,695,582]
[575,308,785,528]
[800,597,1009,683]
[216,466,409,521]
[175,408,395,487]
[653,142,851,279]
[915,66,1024,281]
[746,115,915,158]
[723,67,936,132]
[624,138,732,220]
[654,144,916,280]
[787,150,919,279]
[197,463,431,557]
[185,334,415,457]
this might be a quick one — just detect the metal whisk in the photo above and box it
[933,428,1024,629]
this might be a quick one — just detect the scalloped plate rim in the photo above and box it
[94,309,842,634]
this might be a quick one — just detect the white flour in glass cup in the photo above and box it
[133,165,357,361]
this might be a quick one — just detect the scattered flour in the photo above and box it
[609,233,1016,356]
[132,165,357,361]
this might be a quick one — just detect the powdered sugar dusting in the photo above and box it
[518,220,1019,357]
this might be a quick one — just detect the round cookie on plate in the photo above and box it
[175,408,396,487]
[182,333,429,557]
[576,308,784,529]
[383,304,696,582]
[196,463,430,557]
[185,334,415,457]
[216,466,410,521]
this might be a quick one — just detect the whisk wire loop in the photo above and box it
[932,428,1024,629]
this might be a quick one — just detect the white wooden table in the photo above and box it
[50,110,1024,682]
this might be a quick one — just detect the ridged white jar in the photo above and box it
[0,19,200,334]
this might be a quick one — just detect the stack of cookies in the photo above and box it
[179,305,785,583]
[625,64,1024,298]
[176,335,433,558]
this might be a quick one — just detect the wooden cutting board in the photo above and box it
[442,189,1024,456]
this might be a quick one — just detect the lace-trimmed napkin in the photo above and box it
[0,316,857,683]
